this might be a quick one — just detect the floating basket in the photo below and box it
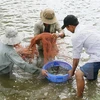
[42,60,72,83]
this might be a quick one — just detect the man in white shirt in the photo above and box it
[62,15,100,97]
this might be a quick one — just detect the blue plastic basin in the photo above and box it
[42,60,72,83]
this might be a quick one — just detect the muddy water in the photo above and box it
[0,0,100,100]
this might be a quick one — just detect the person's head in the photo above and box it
[0,26,22,45]
[40,8,57,25]
[62,15,79,33]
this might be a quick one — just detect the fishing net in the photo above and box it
[28,33,58,64]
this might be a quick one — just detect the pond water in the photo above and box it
[0,0,100,100]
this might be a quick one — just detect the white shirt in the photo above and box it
[72,24,100,62]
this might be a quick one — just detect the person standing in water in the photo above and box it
[34,8,65,68]
[62,15,100,97]
[0,26,47,78]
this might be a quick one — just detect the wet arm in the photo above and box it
[56,22,65,38]
[7,50,41,74]
[72,58,79,76]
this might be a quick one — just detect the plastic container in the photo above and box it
[42,60,72,83]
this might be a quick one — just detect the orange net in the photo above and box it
[29,33,58,64]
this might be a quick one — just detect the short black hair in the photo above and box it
[62,15,79,29]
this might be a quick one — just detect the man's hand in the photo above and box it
[52,33,58,39]
[58,33,65,38]
[41,69,48,76]
[68,69,75,78]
